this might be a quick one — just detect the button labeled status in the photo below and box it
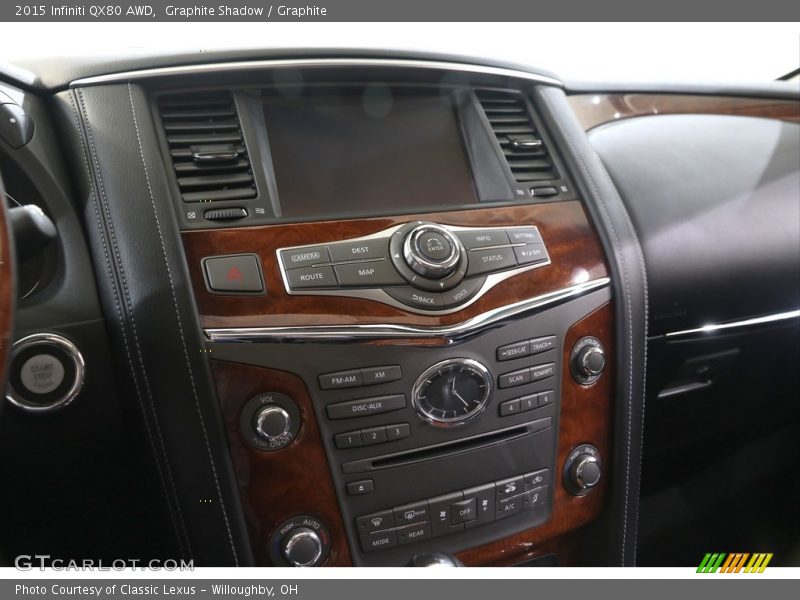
[203,254,264,293]
[466,247,517,277]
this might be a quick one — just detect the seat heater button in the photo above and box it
[466,247,517,277]
[280,246,330,269]
[456,229,510,250]
[319,369,363,390]
[514,243,549,265]
[334,260,404,287]
[203,254,264,293]
[326,395,406,420]
[506,227,543,245]
[328,238,390,262]
[285,265,337,289]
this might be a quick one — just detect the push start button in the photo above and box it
[6,333,85,412]
[20,354,66,394]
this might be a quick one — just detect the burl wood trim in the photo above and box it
[568,93,800,131]
[182,201,607,329]
[211,361,353,566]
[456,302,614,566]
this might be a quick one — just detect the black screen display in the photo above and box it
[262,87,479,218]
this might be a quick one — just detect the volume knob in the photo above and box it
[403,224,461,279]
[254,405,291,442]
[281,527,323,567]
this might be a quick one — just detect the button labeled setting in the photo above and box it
[506,227,543,245]
[326,394,407,420]
[203,254,264,293]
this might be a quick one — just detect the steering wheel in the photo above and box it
[0,172,15,414]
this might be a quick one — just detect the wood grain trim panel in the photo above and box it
[568,93,800,131]
[456,302,614,566]
[211,360,353,566]
[182,201,607,329]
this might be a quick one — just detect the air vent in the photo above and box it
[158,91,257,203]
[475,90,558,183]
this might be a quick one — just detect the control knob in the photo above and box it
[570,336,606,385]
[563,444,602,496]
[254,405,291,442]
[281,527,323,567]
[403,224,462,279]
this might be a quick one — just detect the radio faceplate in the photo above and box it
[209,286,610,566]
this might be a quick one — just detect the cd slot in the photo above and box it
[341,418,551,474]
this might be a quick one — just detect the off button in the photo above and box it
[20,354,65,394]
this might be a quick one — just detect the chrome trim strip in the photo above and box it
[664,309,800,339]
[205,277,610,343]
[69,58,563,88]
[276,223,552,316]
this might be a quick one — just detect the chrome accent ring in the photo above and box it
[411,357,493,428]
[403,224,461,278]
[283,529,322,567]
[6,333,85,413]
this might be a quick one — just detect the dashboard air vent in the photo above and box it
[158,91,257,203]
[475,90,557,182]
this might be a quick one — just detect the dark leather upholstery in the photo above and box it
[52,84,252,566]
[535,87,649,566]
[589,114,800,335]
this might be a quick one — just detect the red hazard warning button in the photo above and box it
[203,254,264,294]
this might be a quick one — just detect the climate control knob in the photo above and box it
[403,224,462,279]
[563,444,602,496]
[570,336,606,385]
[254,405,291,442]
[281,527,323,567]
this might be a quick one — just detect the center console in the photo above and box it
[169,74,616,566]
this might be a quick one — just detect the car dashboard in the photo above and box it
[0,52,797,568]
